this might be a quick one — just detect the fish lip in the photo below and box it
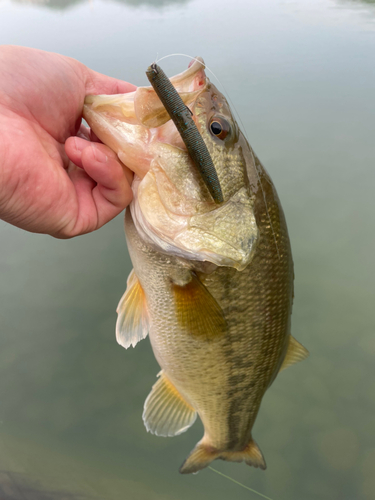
[83,57,206,108]
[168,56,206,92]
[82,57,209,162]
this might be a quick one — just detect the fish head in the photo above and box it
[83,58,259,271]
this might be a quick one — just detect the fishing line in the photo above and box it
[208,467,275,500]
[155,53,246,135]
[154,53,281,259]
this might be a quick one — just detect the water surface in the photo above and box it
[0,1,374,499]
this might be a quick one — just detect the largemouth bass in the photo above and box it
[83,58,308,474]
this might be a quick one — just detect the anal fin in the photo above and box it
[143,371,197,437]
[279,335,309,372]
[116,269,149,349]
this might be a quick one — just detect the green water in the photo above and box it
[0,0,374,498]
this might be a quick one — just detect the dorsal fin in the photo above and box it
[116,270,149,349]
[279,335,309,372]
[143,371,197,437]
[172,274,227,341]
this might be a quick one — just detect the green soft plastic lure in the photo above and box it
[146,62,223,204]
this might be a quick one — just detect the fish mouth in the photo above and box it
[85,57,206,127]
[83,57,208,178]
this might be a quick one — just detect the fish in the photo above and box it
[83,57,309,474]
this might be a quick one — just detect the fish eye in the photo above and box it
[209,117,230,140]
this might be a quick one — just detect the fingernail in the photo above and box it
[92,145,108,163]
[73,137,86,153]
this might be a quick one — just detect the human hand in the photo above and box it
[0,45,136,238]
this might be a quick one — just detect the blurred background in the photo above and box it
[0,0,374,499]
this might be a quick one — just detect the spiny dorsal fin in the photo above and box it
[143,371,197,437]
[279,335,309,372]
[172,274,227,341]
[116,269,149,349]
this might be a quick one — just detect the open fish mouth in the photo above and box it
[83,57,207,178]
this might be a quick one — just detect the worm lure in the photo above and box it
[146,62,224,204]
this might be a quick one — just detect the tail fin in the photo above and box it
[220,439,266,469]
[179,438,266,474]
[180,442,220,474]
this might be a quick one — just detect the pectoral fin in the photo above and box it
[143,371,197,437]
[279,335,309,372]
[116,270,149,349]
[172,274,227,341]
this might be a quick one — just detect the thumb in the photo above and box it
[84,67,137,96]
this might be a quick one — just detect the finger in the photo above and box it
[65,136,107,169]
[65,138,133,185]
[62,143,133,237]
[80,143,133,227]
[84,68,137,95]
[64,166,97,235]
[57,140,134,238]
[65,136,89,169]
[81,142,134,188]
